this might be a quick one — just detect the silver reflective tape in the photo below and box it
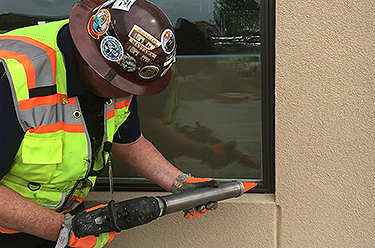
[0,58,27,132]
[104,100,114,142]
[20,103,81,128]
[44,192,67,210]
[0,39,55,88]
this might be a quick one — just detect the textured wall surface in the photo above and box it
[86,192,276,248]
[275,0,375,247]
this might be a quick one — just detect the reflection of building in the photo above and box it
[0,13,67,33]
[212,33,260,53]
[174,18,260,55]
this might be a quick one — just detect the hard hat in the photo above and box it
[69,0,176,95]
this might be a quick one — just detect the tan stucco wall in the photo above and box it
[86,0,375,247]
[275,0,375,247]
[86,192,276,248]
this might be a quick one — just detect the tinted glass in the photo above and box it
[136,0,262,182]
[0,0,262,185]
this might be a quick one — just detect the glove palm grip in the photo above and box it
[72,197,160,237]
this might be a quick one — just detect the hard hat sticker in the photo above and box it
[160,62,173,77]
[128,25,161,50]
[165,48,176,62]
[161,29,175,54]
[139,65,159,79]
[124,38,157,64]
[112,0,136,11]
[164,53,176,67]
[100,36,124,62]
[118,53,137,72]
[88,9,111,39]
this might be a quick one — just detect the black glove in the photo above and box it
[56,203,120,248]
[56,197,161,248]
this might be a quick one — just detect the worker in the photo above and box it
[0,0,219,247]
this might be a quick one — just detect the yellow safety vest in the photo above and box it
[0,20,132,214]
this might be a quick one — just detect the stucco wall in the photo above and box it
[86,192,276,248]
[275,0,375,247]
[86,0,375,247]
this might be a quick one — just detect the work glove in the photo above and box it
[170,173,220,219]
[204,141,260,170]
[203,141,237,169]
[238,154,261,169]
[56,204,119,248]
[56,196,160,248]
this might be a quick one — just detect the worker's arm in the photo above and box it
[111,134,182,191]
[0,184,65,241]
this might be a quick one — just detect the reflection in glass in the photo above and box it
[134,0,262,181]
[0,0,262,182]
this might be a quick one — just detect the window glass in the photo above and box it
[132,0,262,182]
[0,0,267,189]
[0,1,73,32]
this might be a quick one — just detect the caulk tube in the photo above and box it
[157,180,257,216]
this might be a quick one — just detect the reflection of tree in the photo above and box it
[213,0,260,36]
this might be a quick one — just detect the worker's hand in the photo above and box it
[205,141,237,169]
[182,201,219,219]
[238,154,261,169]
[56,205,119,248]
[170,173,219,219]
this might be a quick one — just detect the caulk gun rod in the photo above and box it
[159,180,244,215]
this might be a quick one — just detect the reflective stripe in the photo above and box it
[44,192,67,210]
[0,35,56,88]
[115,95,133,104]
[115,99,131,109]
[18,93,77,111]
[107,108,115,120]
[0,20,98,215]
[27,122,85,134]
[20,98,80,129]
[0,58,27,131]
[0,50,35,89]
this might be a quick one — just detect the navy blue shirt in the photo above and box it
[0,24,141,180]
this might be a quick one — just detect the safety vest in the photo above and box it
[0,20,132,214]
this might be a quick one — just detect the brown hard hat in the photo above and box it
[69,0,176,95]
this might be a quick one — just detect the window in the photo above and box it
[0,0,274,193]
[103,0,275,193]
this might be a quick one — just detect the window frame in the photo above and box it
[95,0,275,194]
[259,0,275,194]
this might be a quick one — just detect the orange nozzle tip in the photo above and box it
[241,181,258,192]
